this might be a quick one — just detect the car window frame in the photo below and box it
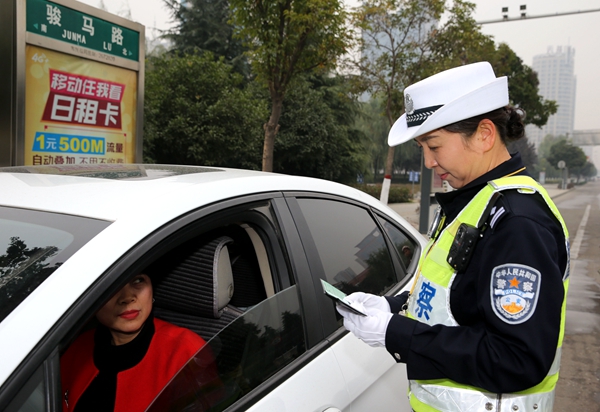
[282,192,418,338]
[373,210,422,279]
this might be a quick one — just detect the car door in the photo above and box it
[144,195,352,412]
[284,193,423,412]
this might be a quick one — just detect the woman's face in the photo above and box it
[96,274,153,346]
[415,128,485,189]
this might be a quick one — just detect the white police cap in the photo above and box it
[388,62,509,147]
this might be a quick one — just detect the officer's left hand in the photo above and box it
[337,303,393,348]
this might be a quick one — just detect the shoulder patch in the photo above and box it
[489,206,506,229]
[490,263,541,324]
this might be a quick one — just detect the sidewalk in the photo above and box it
[388,184,571,232]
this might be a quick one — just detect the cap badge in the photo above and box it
[405,94,414,115]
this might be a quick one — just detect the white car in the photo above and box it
[0,164,425,412]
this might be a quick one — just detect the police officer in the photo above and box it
[337,62,569,412]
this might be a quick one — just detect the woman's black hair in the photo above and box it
[441,106,526,144]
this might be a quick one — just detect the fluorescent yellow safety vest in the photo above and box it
[406,176,570,412]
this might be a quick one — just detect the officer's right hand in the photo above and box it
[345,292,391,313]
[336,303,392,348]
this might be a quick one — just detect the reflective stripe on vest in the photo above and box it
[406,176,570,412]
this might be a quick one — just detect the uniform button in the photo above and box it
[512,405,519,411]
[485,403,493,411]
[533,405,539,410]
[394,353,401,360]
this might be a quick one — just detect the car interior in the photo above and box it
[151,224,272,342]
[55,202,298,412]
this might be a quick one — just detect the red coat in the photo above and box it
[61,318,206,412]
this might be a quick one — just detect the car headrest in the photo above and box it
[152,236,235,319]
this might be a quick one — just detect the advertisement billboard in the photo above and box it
[24,45,138,165]
[1,0,144,166]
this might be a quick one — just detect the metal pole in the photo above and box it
[477,8,600,25]
[419,155,432,234]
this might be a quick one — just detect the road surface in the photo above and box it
[553,180,600,411]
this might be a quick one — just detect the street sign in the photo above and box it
[557,160,566,169]
[409,170,420,183]
[26,0,139,61]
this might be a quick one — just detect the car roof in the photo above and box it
[0,164,385,221]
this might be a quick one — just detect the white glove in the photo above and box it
[345,292,391,313]
[337,303,393,348]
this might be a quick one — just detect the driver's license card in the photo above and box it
[321,279,368,316]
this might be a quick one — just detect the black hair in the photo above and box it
[441,106,525,144]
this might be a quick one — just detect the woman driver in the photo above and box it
[61,273,208,411]
[337,62,569,412]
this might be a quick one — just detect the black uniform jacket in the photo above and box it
[385,153,568,393]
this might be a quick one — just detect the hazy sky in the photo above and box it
[79,0,600,131]
[471,0,600,131]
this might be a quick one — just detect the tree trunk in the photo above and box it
[380,145,395,204]
[262,97,283,172]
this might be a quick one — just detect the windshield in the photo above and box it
[0,207,110,322]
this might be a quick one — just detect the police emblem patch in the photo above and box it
[490,263,541,324]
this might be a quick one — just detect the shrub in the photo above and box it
[351,184,412,203]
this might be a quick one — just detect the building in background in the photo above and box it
[526,46,577,149]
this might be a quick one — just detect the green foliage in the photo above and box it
[348,0,555,181]
[507,137,537,170]
[348,0,446,124]
[163,0,249,76]
[0,237,59,322]
[273,74,369,183]
[575,162,597,179]
[546,140,587,171]
[230,0,352,171]
[538,134,566,159]
[426,0,496,72]
[352,184,412,203]
[230,0,349,91]
[143,52,267,168]
[354,98,390,179]
[490,44,557,127]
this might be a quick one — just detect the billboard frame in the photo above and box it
[4,0,145,166]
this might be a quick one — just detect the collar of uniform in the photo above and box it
[435,152,528,222]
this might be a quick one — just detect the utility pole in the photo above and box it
[476,6,600,25]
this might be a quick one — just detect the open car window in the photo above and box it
[56,199,303,412]
[146,286,306,412]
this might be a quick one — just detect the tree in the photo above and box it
[538,134,566,160]
[490,44,557,127]
[349,0,556,202]
[229,0,351,172]
[273,74,369,183]
[163,0,249,76]
[355,98,390,180]
[546,140,587,178]
[572,161,597,180]
[347,0,445,201]
[349,0,503,201]
[507,138,537,171]
[0,237,59,321]
[143,52,267,168]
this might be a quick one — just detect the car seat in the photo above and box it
[152,236,243,341]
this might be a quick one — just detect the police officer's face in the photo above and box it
[416,129,487,189]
